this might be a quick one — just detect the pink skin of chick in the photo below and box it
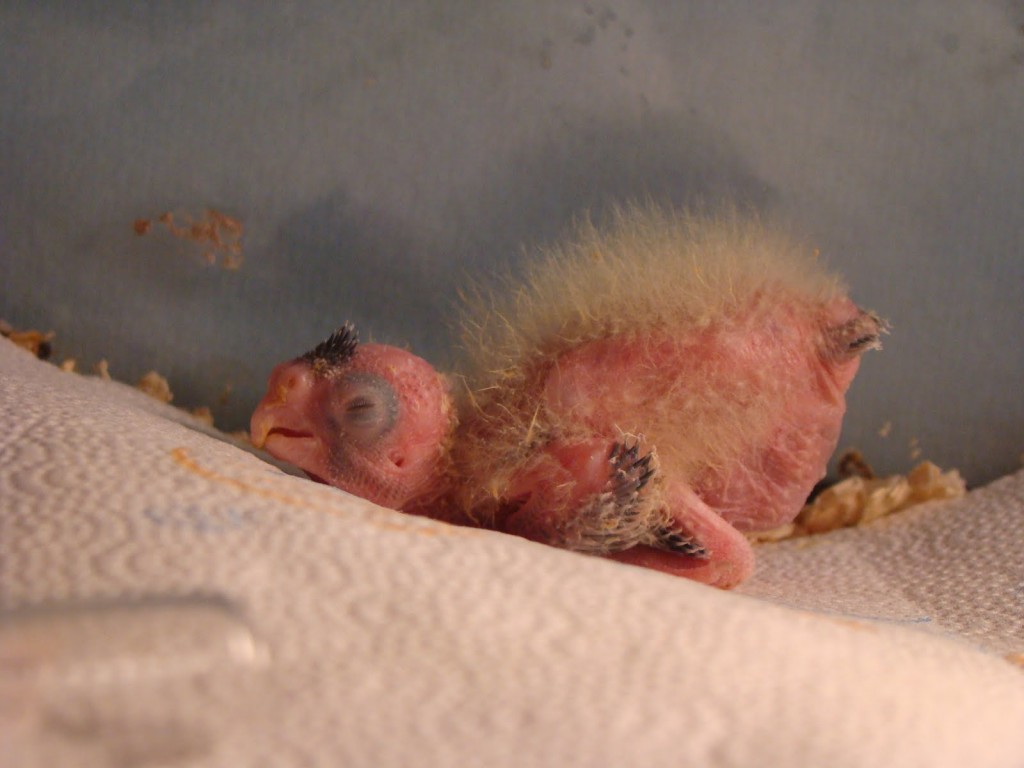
[250,297,880,589]
[495,296,875,588]
[250,207,884,589]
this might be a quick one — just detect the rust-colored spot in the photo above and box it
[168,447,468,538]
[825,616,878,633]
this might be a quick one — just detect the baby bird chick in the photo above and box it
[250,206,883,588]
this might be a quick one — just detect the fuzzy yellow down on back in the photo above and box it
[459,204,842,381]
[450,204,845,514]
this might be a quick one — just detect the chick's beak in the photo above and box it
[249,360,320,450]
[249,402,282,449]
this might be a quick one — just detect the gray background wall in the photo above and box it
[2,1,1022,486]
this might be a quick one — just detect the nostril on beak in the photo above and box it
[270,368,306,403]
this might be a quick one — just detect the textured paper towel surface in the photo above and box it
[1,337,1022,768]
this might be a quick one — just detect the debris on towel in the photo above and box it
[0,320,54,360]
[250,204,885,589]
[2,324,223,429]
[748,459,967,543]
[131,371,222,429]
[190,406,216,427]
[836,448,876,480]
[137,370,174,403]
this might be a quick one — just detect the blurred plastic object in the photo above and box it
[0,596,267,768]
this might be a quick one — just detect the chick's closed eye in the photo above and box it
[332,373,398,445]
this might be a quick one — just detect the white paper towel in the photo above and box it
[1,337,1022,767]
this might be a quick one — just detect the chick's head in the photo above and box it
[250,326,454,510]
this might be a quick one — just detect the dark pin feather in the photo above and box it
[655,528,709,558]
[301,323,359,374]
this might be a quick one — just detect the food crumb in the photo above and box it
[909,437,922,460]
[1,322,55,359]
[748,522,796,543]
[190,406,215,427]
[137,371,174,403]
[837,448,875,480]
[877,421,892,438]
[749,460,967,543]
[5,321,233,433]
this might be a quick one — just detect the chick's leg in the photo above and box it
[501,438,754,588]
[500,436,658,553]
[607,482,755,589]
